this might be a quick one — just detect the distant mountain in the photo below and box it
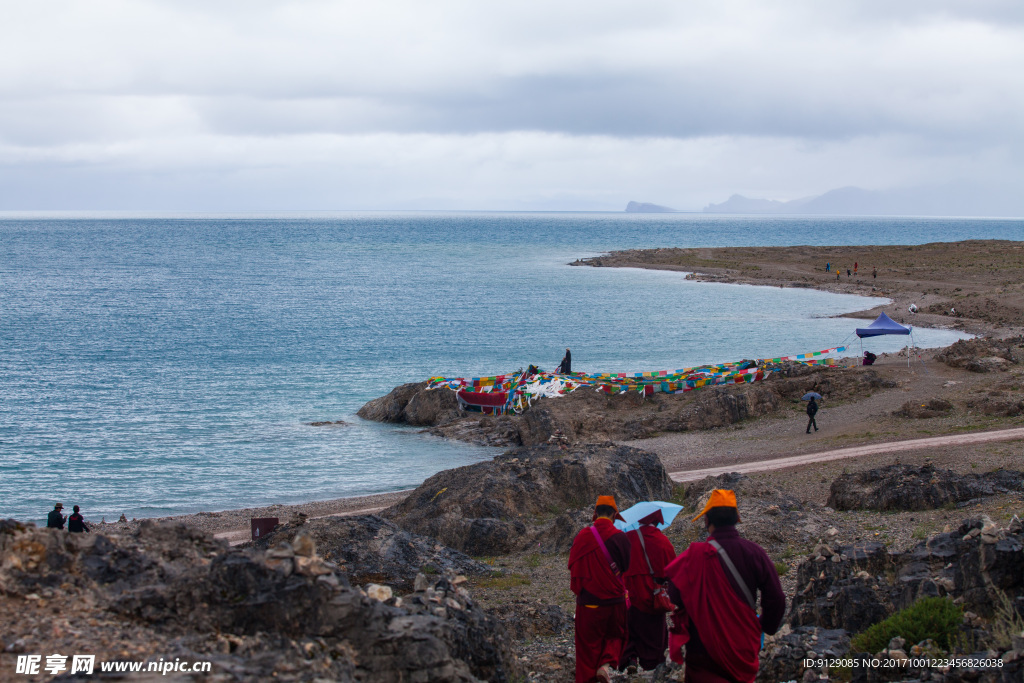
[625,201,678,213]
[703,185,1024,217]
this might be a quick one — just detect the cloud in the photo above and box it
[0,0,1021,209]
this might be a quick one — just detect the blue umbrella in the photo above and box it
[613,501,684,533]
[802,392,822,401]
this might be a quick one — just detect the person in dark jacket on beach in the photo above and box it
[47,503,66,529]
[664,490,785,683]
[68,505,89,533]
[559,348,572,374]
[569,495,632,683]
[806,397,819,433]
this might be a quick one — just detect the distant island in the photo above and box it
[703,185,1022,216]
[625,201,678,213]
[627,185,1021,217]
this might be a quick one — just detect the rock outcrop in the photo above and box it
[383,443,674,555]
[251,514,490,592]
[790,516,1024,631]
[356,381,460,426]
[935,336,1023,372]
[827,464,1024,511]
[784,515,1024,682]
[892,398,952,418]
[358,363,898,447]
[0,519,519,682]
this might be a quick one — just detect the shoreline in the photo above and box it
[89,240,1024,540]
[573,240,1024,339]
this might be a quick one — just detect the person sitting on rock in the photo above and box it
[568,495,632,683]
[619,509,676,672]
[863,351,876,366]
[68,505,89,533]
[663,489,785,683]
[47,502,66,529]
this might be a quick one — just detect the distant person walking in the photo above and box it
[825,262,830,273]
[806,397,819,433]
[846,268,851,277]
[46,502,66,529]
[559,348,572,374]
[872,267,877,279]
[663,490,785,683]
[620,510,676,671]
[854,262,858,274]
[569,496,631,683]
[68,505,90,533]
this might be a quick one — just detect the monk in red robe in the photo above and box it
[619,509,676,671]
[664,489,785,683]
[568,495,632,683]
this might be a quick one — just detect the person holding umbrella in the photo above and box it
[619,508,676,672]
[803,392,821,433]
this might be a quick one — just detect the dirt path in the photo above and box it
[668,426,1024,482]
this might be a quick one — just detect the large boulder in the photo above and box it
[252,514,490,592]
[383,443,675,555]
[356,381,429,423]
[827,464,1024,511]
[0,519,519,682]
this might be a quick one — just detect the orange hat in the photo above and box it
[692,489,741,523]
[595,495,626,522]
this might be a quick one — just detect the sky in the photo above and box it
[1,0,1022,212]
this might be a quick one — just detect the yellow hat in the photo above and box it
[692,489,740,523]
[595,495,626,522]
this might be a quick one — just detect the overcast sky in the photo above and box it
[1,0,1022,211]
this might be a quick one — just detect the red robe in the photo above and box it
[623,525,676,612]
[620,525,676,670]
[568,518,630,683]
[664,541,762,683]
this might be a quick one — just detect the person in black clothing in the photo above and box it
[558,348,572,374]
[806,397,819,433]
[47,503,66,529]
[68,505,89,533]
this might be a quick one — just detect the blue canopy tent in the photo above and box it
[856,312,914,366]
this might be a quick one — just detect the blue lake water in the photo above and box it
[1,213,1019,522]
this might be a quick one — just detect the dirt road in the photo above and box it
[668,426,1024,482]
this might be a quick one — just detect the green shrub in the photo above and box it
[851,597,962,653]
[774,561,789,577]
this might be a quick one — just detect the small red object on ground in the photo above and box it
[251,517,279,541]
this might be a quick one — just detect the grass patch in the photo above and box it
[477,572,532,590]
[911,525,930,540]
[988,589,1024,651]
[525,553,541,568]
[774,561,789,577]
[851,597,961,653]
